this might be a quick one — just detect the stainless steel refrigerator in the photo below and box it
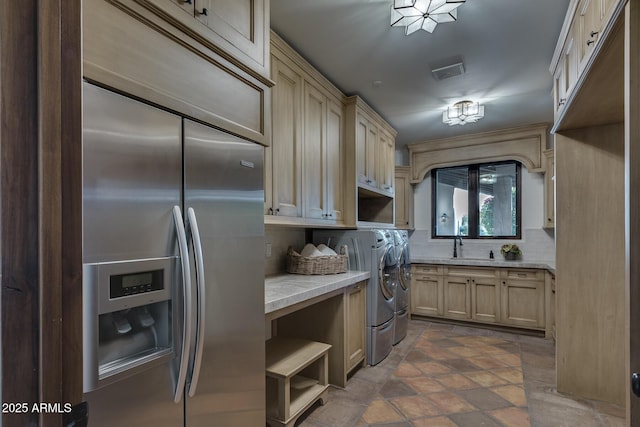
[81,82,265,426]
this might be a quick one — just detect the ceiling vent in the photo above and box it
[431,62,465,81]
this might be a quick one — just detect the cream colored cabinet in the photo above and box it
[355,112,379,188]
[553,21,578,119]
[578,0,601,70]
[378,130,395,194]
[266,56,303,218]
[500,269,545,329]
[543,149,555,228]
[346,96,396,195]
[346,282,365,372]
[470,271,501,324]
[411,265,443,317]
[550,0,622,126]
[411,264,547,332]
[149,0,270,77]
[303,83,343,222]
[443,270,472,320]
[395,166,414,229]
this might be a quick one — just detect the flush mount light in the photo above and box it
[442,100,485,126]
[390,0,466,35]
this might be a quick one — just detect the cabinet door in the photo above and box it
[366,123,378,188]
[194,0,211,26]
[355,114,378,187]
[443,276,471,320]
[270,58,303,217]
[347,283,366,371]
[303,82,327,219]
[170,0,195,16]
[378,131,394,194]
[395,166,412,229]
[553,60,567,119]
[471,277,500,323]
[500,270,545,329]
[326,99,343,221]
[411,274,443,317]
[543,149,555,228]
[578,0,601,70]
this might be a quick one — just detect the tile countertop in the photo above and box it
[412,257,555,274]
[265,271,371,315]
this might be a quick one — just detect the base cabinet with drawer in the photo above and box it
[500,269,546,329]
[411,265,444,317]
[411,264,548,332]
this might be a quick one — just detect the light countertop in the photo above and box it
[412,257,555,274]
[265,271,370,315]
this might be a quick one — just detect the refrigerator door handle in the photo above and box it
[173,206,193,403]
[186,207,206,397]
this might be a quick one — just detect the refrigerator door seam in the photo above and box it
[173,205,193,403]
[186,207,206,397]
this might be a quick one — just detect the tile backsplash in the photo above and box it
[264,226,306,276]
[409,228,555,268]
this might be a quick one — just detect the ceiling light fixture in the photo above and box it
[442,100,485,126]
[390,0,466,35]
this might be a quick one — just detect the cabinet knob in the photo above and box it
[558,98,566,106]
[275,208,280,215]
[200,7,208,16]
[590,30,599,38]
[586,39,595,46]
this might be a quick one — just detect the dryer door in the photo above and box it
[378,244,397,301]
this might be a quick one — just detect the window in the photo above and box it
[432,161,521,239]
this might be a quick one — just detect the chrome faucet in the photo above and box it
[452,234,463,258]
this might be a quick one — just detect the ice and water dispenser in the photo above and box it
[83,257,176,392]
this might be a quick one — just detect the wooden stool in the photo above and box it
[265,337,331,427]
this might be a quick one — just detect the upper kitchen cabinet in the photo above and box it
[266,55,303,218]
[344,96,397,226]
[267,32,346,227]
[147,0,270,78]
[395,166,414,229]
[303,84,344,222]
[83,0,272,145]
[550,0,624,130]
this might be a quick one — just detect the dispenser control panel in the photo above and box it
[110,270,164,298]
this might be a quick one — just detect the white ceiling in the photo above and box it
[270,0,571,151]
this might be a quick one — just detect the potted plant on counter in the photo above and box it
[500,243,521,261]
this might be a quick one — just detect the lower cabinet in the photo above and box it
[346,282,366,372]
[411,265,443,316]
[411,264,547,332]
[500,269,546,329]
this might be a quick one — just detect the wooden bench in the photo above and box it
[265,337,331,427]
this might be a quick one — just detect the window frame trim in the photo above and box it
[431,161,522,240]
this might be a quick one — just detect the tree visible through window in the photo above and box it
[432,161,521,239]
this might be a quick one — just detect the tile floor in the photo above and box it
[296,319,626,427]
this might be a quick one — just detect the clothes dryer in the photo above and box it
[392,230,411,344]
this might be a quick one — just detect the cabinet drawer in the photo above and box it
[446,266,499,278]
[501,269,545,281]
[413,264,442,275]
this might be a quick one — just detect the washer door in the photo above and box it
[378,244,397,300]
[398,245,411,291]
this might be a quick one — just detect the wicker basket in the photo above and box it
[286,245,347,275]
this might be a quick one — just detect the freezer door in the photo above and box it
[183,119,265,425]
[82,82,182,263]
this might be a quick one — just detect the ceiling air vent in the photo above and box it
[431,62,465,81]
